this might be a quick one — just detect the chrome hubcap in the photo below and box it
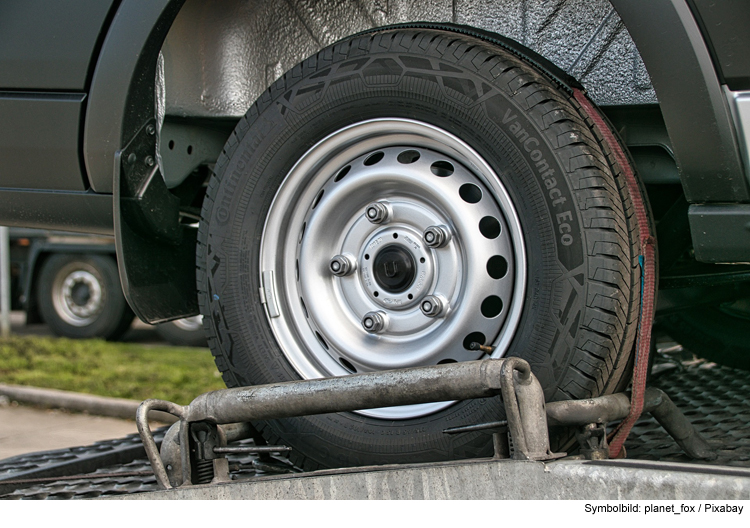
[260,119,526,419]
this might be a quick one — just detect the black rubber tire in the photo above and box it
[155,317,208,347]
[198,29,643,469]
[37,254,134,340]
[659,303,750,371]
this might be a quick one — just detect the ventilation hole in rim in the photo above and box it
[430,160,454,177]
[393,233,398,239]
[374,291,379,297]
[463,332,487,350]
[334,165,351,182]
[298,222,306,243]
[364,152,385,166]
[459,183,482,204]
[397,150,421,164]
[479,216,501,239]
[437,358,457,364]
[315,331,329,350]
[312,189,325,209]
[420,257,425,263]
[300,297,309,318]
[168,140,175,150]
[296,259,299,281]
[365,254,370,260]
[487,256,508,279]
[339,357,357,373]
[481,296,503,318]
[408,294,413,300]
[187,145,193,155]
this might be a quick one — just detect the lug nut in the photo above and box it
[365,202,390,224]
[362,311,387,333]
[420,295,445,317]
[423,225,451,248]
[329,254,356,276]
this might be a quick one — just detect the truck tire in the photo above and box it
[155,316,207,347]
[37,254,134,340]
[198,29,643,469]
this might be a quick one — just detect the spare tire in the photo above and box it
[198,28,643,469]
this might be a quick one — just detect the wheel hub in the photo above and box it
[53,267,104,326]
[260,119,526,419]
[372,244,415,294]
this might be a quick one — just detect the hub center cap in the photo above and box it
[373,244,416,293]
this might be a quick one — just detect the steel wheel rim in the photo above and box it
[171,315,204,331]
[51,262,105,326]
[260,119,527,419]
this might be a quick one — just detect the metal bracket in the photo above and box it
[575,423,609,460]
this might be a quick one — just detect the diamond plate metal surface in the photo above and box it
[0,435,295,500]
[627,362,750,468]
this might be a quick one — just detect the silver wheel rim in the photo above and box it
[260,119,526,419]
[171,315,203,331]
[51,262,105,327]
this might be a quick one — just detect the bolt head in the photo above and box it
[423,225,450,248]
[365,202,390,224]
[329,254,355,276]
[362,311,387,333]
[420,295,444,317]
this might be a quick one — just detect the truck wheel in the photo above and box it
[659,300,750,370]
[198,29,643,469]
[155,316,207,347]
[37,254,134,340]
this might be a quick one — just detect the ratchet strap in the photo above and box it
[573,89,657,458]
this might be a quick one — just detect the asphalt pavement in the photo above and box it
[0,402,138,460]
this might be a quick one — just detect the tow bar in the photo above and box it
[136,357,714,489]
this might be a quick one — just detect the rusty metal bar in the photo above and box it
[137,358,555,489]
[546,387,715,460]
[183,360,507,424]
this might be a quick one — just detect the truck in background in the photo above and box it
[7,228,205,347]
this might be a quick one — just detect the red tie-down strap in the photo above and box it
[573,89,657,458]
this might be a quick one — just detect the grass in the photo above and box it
[0,335,226,405]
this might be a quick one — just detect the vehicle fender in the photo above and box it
[83,0,184,194]
[611,0,748,202]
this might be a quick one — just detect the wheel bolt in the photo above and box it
[365,202,390,224]
[423,225,450,248]
[329,254,355,276]
[420,295,445,317]
[362,311,387,333]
